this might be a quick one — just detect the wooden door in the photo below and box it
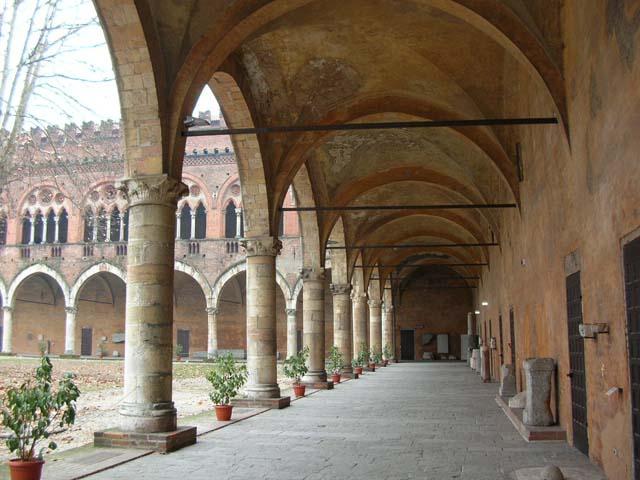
[81,328,92,356]
[400,330,414,360]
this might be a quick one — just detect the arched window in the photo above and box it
[110,208,121,241]
[96,208,108,242]
[123,209,129,241]
[278,213,285,237]
[0,214,7,245]
[83,208,94,242]
[33,212,44,244]
[225,202,236,239]
[194,203,206,239]
[179,204,191,240]
[58,209,68,243]
[21,213,31,244]
[45,211,56,244]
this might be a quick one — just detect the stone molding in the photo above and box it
[117,174,188,208]
[351,292,367,304]
[205,307,219,315]
[330,283,352,295]
[65,306,78,315]
[286,308,297,316]
[2,306,12,313]
[300,267,325,282]
[240,236,282,257]
[368,299,382,308]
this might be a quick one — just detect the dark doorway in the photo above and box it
[566,271,589,456]
[509,308,516,366]
[498,314,504,364]
[624,236,640,479]
[81,328,92,356]
[177,329,190,357]
[400,330,414,360]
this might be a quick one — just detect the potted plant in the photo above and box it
[283,346,309,397]
[327,345,343,384]
[352,342,368,375]
[206,353,248,421]
[382,344,392,366]
[2,356,80,480]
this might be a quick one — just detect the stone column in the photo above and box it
[54,215,60,243]
[480,345,490,382]
[42,216,48,244]
[286,308,297,358]
[175,212,181,240]
[235,208,243,238]
[382,303,394,359]
[118,174,187,433]
[105,215,111,242]
[29,217,35,244]
[242,236,281,398]
[2,306,13,353]
[352,292,368,358]
[190,211,196,240]
[119,214,125,242]
[331,284,352,373]
[368,299,382,355]
[64,307,78,355]
[301,268,327,383]
[206,307,218,359]
[92,215,98,242]
[522,358,555,426]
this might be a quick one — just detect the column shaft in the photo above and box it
[118,174,187,433]
[64,307,78,354]
[29,217,35,244]
[352,293,368,357]
[106,215,111,242]
[286,308,297,358]
[42,217,48,244]
[301,268,327,383]
[235,208,243,238]
[331,284,352,373]
[175,213,181,240]
[242,236,281,398]
[382,304,394,359]
[369,299,382,354]
[206,307,218,358]
[54,216,60,243]
[190,212,196,240]
[2,307,13,353]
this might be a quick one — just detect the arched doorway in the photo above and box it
[173,271,207,357]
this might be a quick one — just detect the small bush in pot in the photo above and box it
[206,353,248,421]
[2,356,80,480]
[352,342,368,375]
[283,346,309,397]
[327,345,343,384]
[382,344,392,366]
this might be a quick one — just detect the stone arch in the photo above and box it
[69,262,127,308]
[8,264,70,308]
[292,164,323,268]
[0,276,8,307]
[291,276,303,308]
[212,261,291,309]
[174,261,214,308]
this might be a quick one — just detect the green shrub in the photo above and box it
[383,344,392,360]
[1,356,80,461]
[352,342,368,367]
[327,345,343,374]
[206,353,248,405]
[370,348,383,364]
[283,346,309,383]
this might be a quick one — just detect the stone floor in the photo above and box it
[88,363,605,480]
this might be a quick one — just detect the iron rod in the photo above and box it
[354,263,487,268]
[282,203,516,212]
[183,117,558,137]
[327,242,498,250]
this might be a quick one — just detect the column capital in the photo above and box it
[65,306,78,315]
[300,267,325,282]
[241,236,282,257]
[286,308,297,316]
[2,306,13,313]
[383,304,394,313]
[206,307,219,315]
[117,174,188,208]
[330,283,351,296]
[351,291,367,304]
[368,299,382,308]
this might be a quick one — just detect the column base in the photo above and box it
[341,372,359,379]
[301,370,327,383]
[245,384,281,399]
[94,426,196,453]
[0,352,16,356]
[119,402,177,433]
[301,380,334,389]
[232,396,290,409]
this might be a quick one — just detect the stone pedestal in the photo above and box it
[206,307,218,359]
[286,308,297,358]
[242,236,283,399]
[331,284,352,373]
[499,364,517,397]
[301,268,327,383]
[522,358,555,426]
[117,174,187,433]
[352,293,367,357]
[471,348,480,371]
[382,304,394,360]
[1,306,13,354]
[368,299,382,354]
[64,307,78,355]
[480,346,490,382]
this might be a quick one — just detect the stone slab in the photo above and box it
[42,447,153,480]
[94,426,197,454]
[495,396,566,442]
[513,466,606,480]
[179,408,269,436]
[231,396,290,409]
[341,372,359,379]
[301,380,334,390]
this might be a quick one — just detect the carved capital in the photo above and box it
[351,292,367,305]
[117,174,188,208]
[65,306,78,315]
[240,236,282,257]
[2,306,13,313]
[206,307,219,316]
[330,283,352,296]
[368,299,382,309]
[384,304,395,313]
[300,267,325,282]
[286,308,297,316]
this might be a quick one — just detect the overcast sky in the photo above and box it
[21,0,217,127]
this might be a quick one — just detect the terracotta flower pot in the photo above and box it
[293,383,306,398]
[331,373,341,384]
[369,362,376,372]
[383,360,388,367]
[215,404,233,421]
[354,366,363,375]
[8,459,44,480]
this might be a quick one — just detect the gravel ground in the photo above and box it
[0,357,293,461]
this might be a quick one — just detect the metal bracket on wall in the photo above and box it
[578,323,610,339]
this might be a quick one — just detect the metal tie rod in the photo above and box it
[183,117,558,137]
[354,263,488,268]
[282,203,516,212]
[327,242,499,250]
